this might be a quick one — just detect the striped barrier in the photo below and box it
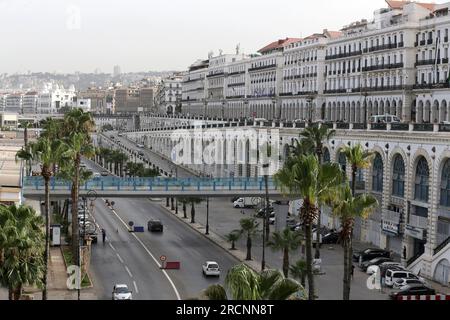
[397,295,450,301]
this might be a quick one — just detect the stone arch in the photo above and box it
[356,101,362,123]
[424,100,431,123]
[440,100,448,123]
[368,100,374,117]
[433,259,450,285]
[417,100,424,123]
[435,150,450,207]
[351,101,356,123]
[372,152,384,193]
[411,149,433,203]
[390,152,407,198]
[432,100,440,124]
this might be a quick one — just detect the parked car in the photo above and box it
[393,278,426,290]
[101,170,109,177]
[118,133,123,137]
[321,232,340,244]
[136,143,145,148]
[389,285,435,300]
[360,257,393,271]
[148,219,163,232]
[112,284,133,300]
[93,172,101,178]
[367,262,402,275]
[380,265,406,278]
[256,207,274,218]
[202,261,220,277]
[353,248,391,266]
[138,151,145,156]
[385,269,421,287]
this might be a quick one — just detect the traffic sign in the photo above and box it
[160,255,167,262]
[87,190,98,202]
[128,221,134,227]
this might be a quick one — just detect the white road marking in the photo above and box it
[133,281,139,294]
[109,243,116,251]
[116,253,124,264]
[107,206,181,300]
[125,265,133,278]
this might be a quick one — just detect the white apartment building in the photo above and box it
[0,94,6,112]
[37,86,76,114]
[76,98,91,112]
[225,58,249,119]
[5,93,22,113]
[155,76,183,115]
[22,91,38,114]
[182,59,209,116]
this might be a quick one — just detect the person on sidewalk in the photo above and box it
[102,229,106,243]
[351,264,355,280]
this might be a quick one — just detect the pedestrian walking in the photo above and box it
[102,229,106,243]
[351,264,355,280]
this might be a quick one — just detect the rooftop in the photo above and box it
[258,38,302,54]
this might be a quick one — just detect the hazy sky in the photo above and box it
[0,0,435,74]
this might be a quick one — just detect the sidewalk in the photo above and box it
[0,247,98,300]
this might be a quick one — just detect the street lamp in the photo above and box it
[261,163,270,271]
[205,197,210,235]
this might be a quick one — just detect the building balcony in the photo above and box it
[206,72,225,78]
[228,71,246,76]
[413,82,450,90]
[323,89,347,94]
[248,64,277,72]
[415,59,436,67]
[407,214,428,230]
[228,82,245,88]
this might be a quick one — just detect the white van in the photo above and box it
[385,269,420,287]
[369,115,401,124]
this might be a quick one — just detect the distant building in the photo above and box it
[77,87,110,114]
[113,65,121,77]
[155,75,183,115]
[114,87,154,113]
[76,98,91,112]
[22,91,38,114]
[5,94,22,113]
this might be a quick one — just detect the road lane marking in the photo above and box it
[125,265,133,278]
[116,253,124,264]
[103,200,181,300]
[133,281,139,294]
[109,243,116,251]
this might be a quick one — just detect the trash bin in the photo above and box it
[50,224,61,246]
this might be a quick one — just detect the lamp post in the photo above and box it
[261,163,270,271]
[205,197,210,235]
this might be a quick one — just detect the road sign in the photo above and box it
[87,190,98,202]
[128,221,134,227]
[160,255,167,262]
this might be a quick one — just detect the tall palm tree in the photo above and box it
[0,205,45,300]
[297,125,336,259]
[189,197,204,224]
[64,132,96,263]
[327,183,378,300]
[268,228,301,277]
[275,154,342,300]
[342,144,374,196]
[16,138,66,300]
[290,260,307,287]
[239,218,260,261]
[203,264,304,300]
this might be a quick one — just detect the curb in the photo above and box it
[156,201,266,273]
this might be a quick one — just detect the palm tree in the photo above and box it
[189,198,204,224]
[342,144,374,196]
[327,183,378,300]
[19,120,32,148]
[275,154,342,300]
[203,264,304,300]
[239,218,260,261]
[16,138,66,300]
[296,125,336,259]
[290,260,307,287]
[64,132,96,263]
[225,230,241,250]
[0,205,45,300]
[268,228,301,277]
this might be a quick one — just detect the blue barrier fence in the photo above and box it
[23,176,278,192]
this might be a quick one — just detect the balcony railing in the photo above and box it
[408,215,428,229]
[413,123,434,132]
[415,59,435,67]
[248,64,277,72]
[371,123,387,130]
[323,89,347,94]
[391,123,410,131]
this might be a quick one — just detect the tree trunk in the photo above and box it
[183,203,187,219]
[8,287,13,300]
[343,238,349,300]
[12,285,22,300]
[351,166,356,196]
[246,235,252,260]
[315,148,323,259]
[190,203,195,224]
[42,174,51,300]
[283,248,289,278]
[72,154,81,265]
[231,240,236,250]
[305,223,315,300]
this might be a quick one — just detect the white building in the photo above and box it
[37,85,76,114]
[76,98,91,112]
[22,91,38,114]
[182,59,209,116]
[155,75,183,115]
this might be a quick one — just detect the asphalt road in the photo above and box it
[83,158,240,300]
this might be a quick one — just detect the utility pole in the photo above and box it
[262,163,270,271]
[206,197,210,235]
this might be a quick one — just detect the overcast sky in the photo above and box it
[0,0,437,74]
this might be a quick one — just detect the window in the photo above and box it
[415,157,430,202]
[440,159,450,207]
[372,153,384,192]
[392,155,405,197]
[323,148,331,163]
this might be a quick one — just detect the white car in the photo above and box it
[393,277,426,290]
[112,284,133,300]
[93,172,101,178]
[202,261,221,277]
[137,144,145,148]
[366,262,402,275]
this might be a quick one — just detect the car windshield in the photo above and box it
[115,286,129,293]
[208,264,219,269]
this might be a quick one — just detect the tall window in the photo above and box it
[338,152,347,174]
[323,148,331,163]
[392,155,405,197]
[440,159,450,207]
[415,157,430,202]
[372,153,384,192]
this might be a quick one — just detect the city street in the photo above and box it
[84,158,240,300]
